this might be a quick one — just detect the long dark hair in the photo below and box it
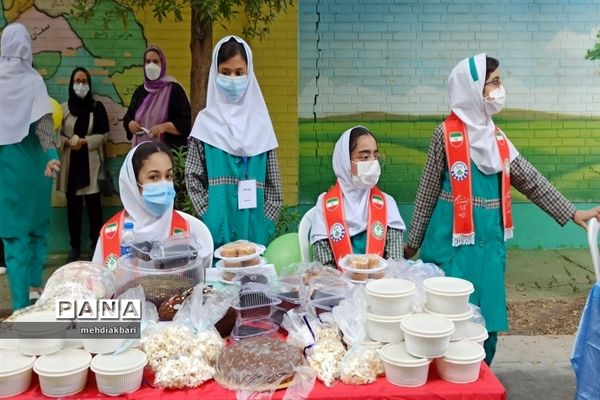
[217,37,248,66]
[132,142,174,182]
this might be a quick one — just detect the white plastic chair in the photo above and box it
[298,207,316,263]
[587,218,600,282]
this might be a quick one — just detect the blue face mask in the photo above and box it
[140,181,175,217]
[216,74,249,102]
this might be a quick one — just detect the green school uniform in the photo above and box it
[0,125,54,310]
[202,144,275,250]
[420,160,508,333]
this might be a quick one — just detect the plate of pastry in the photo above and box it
[214,240,266,262]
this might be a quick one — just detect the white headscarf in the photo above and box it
[310,126,405,244]
[119,143,174,242]
[190,35,278,157]
[0,23,52,145]
[448,53,519,175]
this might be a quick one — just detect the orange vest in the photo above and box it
[322,181,388,269]
[100,210,189,270]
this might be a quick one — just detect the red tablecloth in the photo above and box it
[16,362,505,400]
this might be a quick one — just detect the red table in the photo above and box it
[16,362,505,400]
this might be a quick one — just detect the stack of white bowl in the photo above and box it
[420,276,486,384]
[0,311,147,397]
[365,279,415,344]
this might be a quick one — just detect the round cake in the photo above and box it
[215,337,304,391]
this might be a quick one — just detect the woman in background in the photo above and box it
[123,46,191,148]
[58,67,109,262]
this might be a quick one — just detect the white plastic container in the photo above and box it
[436,340,485,384]
[463,322,489,346]
[400,314,454,358]
[366,309,408,343]
[34,348,91,397]
[91,349,147,396]
[423,306,473,341]
[83,338,127,355]
[423,277,474,315]
[378,342,431,387]
[365,279,416,316]
[15,312,66,356]
[0,350,36,397]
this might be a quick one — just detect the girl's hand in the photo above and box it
[45,159,61,177]
[573,207,600,229]
[404,245,418,259]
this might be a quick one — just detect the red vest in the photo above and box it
[322,181,388,269]
[100,210,189,270]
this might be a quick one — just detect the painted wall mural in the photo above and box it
[298,0,600,206]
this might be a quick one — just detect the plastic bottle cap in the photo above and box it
[124,222,134,230]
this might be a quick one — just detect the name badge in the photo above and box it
[238,179,257,210]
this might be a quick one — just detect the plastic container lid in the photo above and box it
[231,318,279,340]
[124,222,134,230]
[423,306,473,321]
[423,277,474,296]
[379,343,430,367]
[463,323,489,342]
[91,349,147,375]
[34,349,92,376]
[442,340,486,363]
[366,278,416,297]
[401,314,455,338]
[366,308,410,322]
[0,350,36,377]
[14,311,69,334]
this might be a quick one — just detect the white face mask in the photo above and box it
[483,86,506,116]
[351,160,381,189]
[73,83,89,99]
[145,63,161,81]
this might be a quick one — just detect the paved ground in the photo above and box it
[494,335,576,400]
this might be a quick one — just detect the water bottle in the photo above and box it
[120,222,135,256]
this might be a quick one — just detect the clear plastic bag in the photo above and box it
[468,303,486,327]
[5,261,115,322]
[305,338,346,388]
[214,337,305,397]
[113,285,158,354]
[282,309,318,352]
[41,261,116,302]
[282,365,317,400]
[141,283,231,389]
[333,286,383,385]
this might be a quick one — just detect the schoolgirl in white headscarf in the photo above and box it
[311,126,405,267]
[0,23,60,310]
[185,35,282,251]
[92,142,209,267]
[405,53,600,366]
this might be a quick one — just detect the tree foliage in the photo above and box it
[72,0,293,40]
[586,31,600,60]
